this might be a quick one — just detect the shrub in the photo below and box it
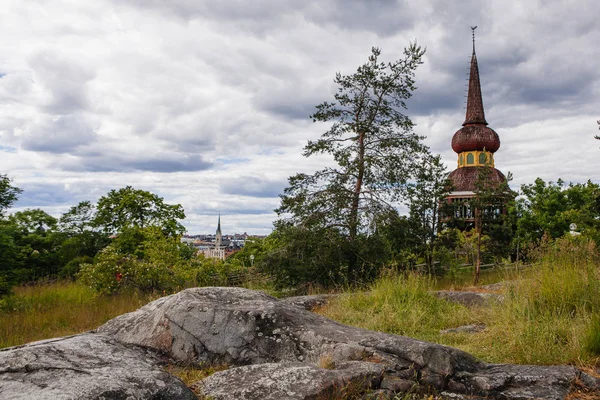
[78,227,250,295]
[59,256,94,280]
[0,274,13,298]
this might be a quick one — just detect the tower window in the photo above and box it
[479,152,487,164]
[466,153,474,165]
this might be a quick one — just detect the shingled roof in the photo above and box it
[448,29,506,193]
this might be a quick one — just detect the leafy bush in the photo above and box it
[78,227,248,294]
[0,275,13,298]
[59,256,94,280]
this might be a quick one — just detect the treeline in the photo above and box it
[0,182,244,296]
[1,174,599,296]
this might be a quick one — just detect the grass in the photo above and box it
[317,237,600,367]
[0,281,157,348]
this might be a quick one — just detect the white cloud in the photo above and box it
[0,0,599,234]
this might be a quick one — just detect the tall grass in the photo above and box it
[318,237,600,366]
[0,281,156,348]
[319,271,474,342]
[475,237,600,365]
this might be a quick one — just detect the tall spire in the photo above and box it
[215,213,222,248]
[463,26,488,126]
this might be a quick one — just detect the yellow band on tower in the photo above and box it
[457,150,494,168]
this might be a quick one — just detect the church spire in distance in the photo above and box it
[215,213,222,248]
[463,26,488,126]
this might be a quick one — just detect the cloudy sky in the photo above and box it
[1,0,599,234]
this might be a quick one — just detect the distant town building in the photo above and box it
[201,215,226,260]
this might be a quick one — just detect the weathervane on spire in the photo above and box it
[471,26,478,53]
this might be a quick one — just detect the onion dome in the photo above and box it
[450,28,501,154]
[451,125,500,153]
[448,167,506,192]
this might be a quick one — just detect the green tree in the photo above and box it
[0,175,22,295]
[94,186,186,236]
[59,200,97,234]
[276,44,427,282]
[57,201,109,277]
[258,221,349,288]
[0,174,22,217]
[8,209,62,281]
[10,208,58,233]
[468,167,514,283]
[405,154,449,273]
[517,178,600,247]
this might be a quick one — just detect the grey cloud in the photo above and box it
[21,115,97,153]
[408,82,464,117]
[63,152,213,173]
[220,176,285,198]
[253,84,324,121]
[304,0,414,37]
[187,190,281,216]
[195,207,274,216]
[118,0,412,36]
[28,51,95,114]
[119,0,305,22]
[127,156,213,173]
[15,183,77,207]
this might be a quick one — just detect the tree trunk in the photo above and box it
[474,209,481,285]
[348,130,365,282]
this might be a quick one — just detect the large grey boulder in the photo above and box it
[97,287,600,399]
[0,333,196,400]
[98,287,481,376]
[194,361,386,400]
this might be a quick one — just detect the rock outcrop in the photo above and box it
[97,287,599,399]
[192,361,387,400]
[1,286,599,399]
[0,333,196,400]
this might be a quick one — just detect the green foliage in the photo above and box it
[0,275,13,297]
[584,313,600,355]
[0,174,22,217]
[405,154,450,270]
[78,227,245,294]
[0,185,188,292]
[59,256,94,280]
[277,44,428,283]
[258,222,348,289]
[58,231,110,264]
[10,208,57,233]
[59,200,97,234]
[4,209,63,283]
[94,186,186,236]
[78,228,184,294]
[517,178,600,248]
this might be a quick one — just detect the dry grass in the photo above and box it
[166,363,229,387]
[0,281,157,348]
[318,353,336,370]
